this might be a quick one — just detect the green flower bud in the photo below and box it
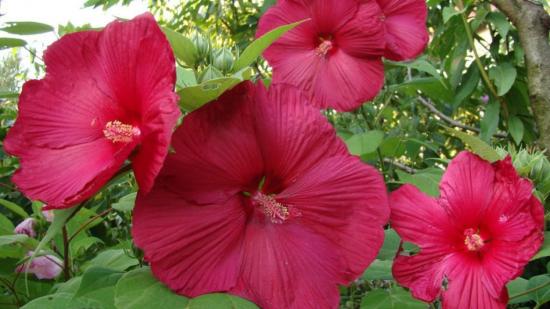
[191,33,210,60]
[212,47,234,73]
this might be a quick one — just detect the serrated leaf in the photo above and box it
[232,19,307,73]
[115,267,189,309]
[0,22,53,35]
[162,27,197,68]
[489,63,517,96]
[445,128,501,162]
[178,77,241,112]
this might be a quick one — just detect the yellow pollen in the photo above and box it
[252,192,289,224]
[464,228,484,251]
[315,39,333,57]
[103,120,140,143]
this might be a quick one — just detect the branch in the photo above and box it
[417,96,508,138]
[383,158,418,174]
[492,0,550,152]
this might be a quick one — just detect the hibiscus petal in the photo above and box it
[390,184,456,247]
[314,50,384,110]
[253,83,347,192]
[443,255,508,309]
[15,139,131,209]
[159,82,263,205]
[376,0,429,61]
[231,223,340,309]
[278,155,389,282]
[336,0,386,58]
[133,192,246,297]
[308,0,358,34]
[439,151,495,227]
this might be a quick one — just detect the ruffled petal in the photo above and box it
[160,82,263,205]
[15,139,132,209]
[278,155,389,282]
[253,83,347,192]
[132,191,246,297]
[376,0,429,61]
[439,151,495,228]
[336,0,386,58]
[231,223,340,309]
[390,184,456,247]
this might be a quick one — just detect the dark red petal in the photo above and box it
[253,83,347,192]
[314,50,384,111]
[390,184,456,247]
[231,223,340,309]
[278,155,388,283]
[15,139,131,209]
[376,0,429,61]
[160,82,263,205]
[439,151,495,228]
[336,0,386,58]
[133,192,245,296]
[442,255,508,309]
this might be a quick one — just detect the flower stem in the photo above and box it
[456,0,509,118]
[62,225,71,280]
[510,280,550,300]
[68,208,113,242]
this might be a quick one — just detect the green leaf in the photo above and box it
[232,19,306,73]
[532,232,550,260]
[508,116,525,145]
[345,130,384,156]
[396,77,454,102]
[377,229,401,260]
[528,275,550,308]
[0,234,37,258]
[362,259,393,280]
[178,77,241,112]
[115,267,189,309]
[442,6,463,23]
[379,137,407,158]
[388,59,441,80]
[0,37,26,50]
[0,91,19,99]
[445,128,501,162]
[396,167,443,197]
[112,193,137,212]
[21,292,102,309]
[0,22,53,35]
[507,277,532,305]
[489,63,517,96]
[176,66,197,88]
[75,267,123,309]
[0,198,29,218]
[162,27,197,68]
[0,212,15,235]
[487,12,511,38]
[188,293,259,308]
[84,249,138,271]
[360,287,427,309]
[480,101,500,142]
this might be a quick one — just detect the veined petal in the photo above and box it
[376,0,429,61]
[278,155,389,282]
[133,192,246,297]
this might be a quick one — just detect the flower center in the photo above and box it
[251,192,289,224]
[315,38,333,57]
[103,120,141,143]
[463,228,484,251]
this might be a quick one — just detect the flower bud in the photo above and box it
[192,33,210,60]
[14,218,36,238]
[212,47,234,73]
[42,210,54,222]
[16,251,62,280]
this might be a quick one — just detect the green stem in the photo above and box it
[510,280,550,300]
[457,0,509,118]
[62,225,71,280]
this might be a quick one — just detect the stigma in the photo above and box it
[251,192,290,224]
[103,120,141,143]
[315,39,333,57]
[463,228,484,251]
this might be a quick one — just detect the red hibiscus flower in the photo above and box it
[390,151,544,308]
[4,13,180,209]
[132,81,389,309]
[256,0,428,111]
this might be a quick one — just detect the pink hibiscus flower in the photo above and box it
[16,251,63,280]
[132,81,390,309]
[4,13,180,209]
[256,0,428,111]
[14,218,36,238]
[390,151,544,308]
